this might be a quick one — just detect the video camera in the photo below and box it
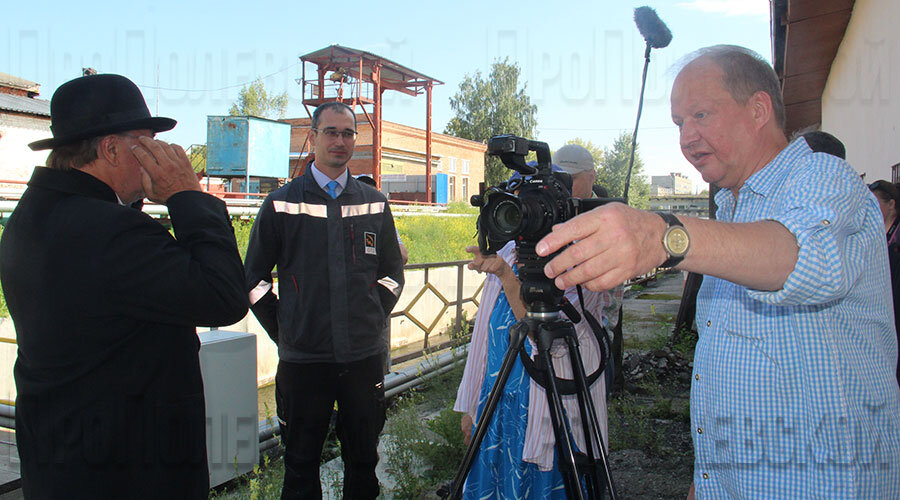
[470,135,622,313]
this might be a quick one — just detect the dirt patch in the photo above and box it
[606,347,694,499]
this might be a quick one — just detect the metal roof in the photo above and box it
[0,93,51,117]
[300,45,443,87]
[0,72,40,94]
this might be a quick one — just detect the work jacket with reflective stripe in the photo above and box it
[245,167,405,364]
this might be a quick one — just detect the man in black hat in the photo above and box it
[0,73,248,499]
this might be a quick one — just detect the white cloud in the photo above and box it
[676,0,769,17]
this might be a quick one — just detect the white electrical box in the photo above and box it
[198,330,259,487]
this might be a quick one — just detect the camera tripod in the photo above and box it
[446,308,619,500]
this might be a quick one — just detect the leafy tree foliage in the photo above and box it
[597,132,650,209]
[229,78,289,119]
[445,59,538,186]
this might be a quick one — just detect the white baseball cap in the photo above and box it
[553,144,595,175]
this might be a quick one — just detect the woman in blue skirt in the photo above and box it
[454,239,618,499]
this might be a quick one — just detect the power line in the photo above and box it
[136,61,300,93]
[536,125,675,132]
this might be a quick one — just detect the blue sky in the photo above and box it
[3,0,770,191]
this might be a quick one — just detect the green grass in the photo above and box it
[232,218,254,262]
[383,362,467,498]
[231,211,479,266]
[444,201,479,215]
[608,387,690,459]
[671,326,698,357]
[623,331,668,351]
[395,214,478,264]
[208,453,285,500]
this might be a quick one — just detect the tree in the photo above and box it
[597,131,651,209]
[445,59,538,187]
[229,78,289,119]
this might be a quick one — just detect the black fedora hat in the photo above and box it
[28,73,176,151]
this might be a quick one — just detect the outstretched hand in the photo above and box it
[130,137,201,204]
[535,203,668,292]
[466,246,513,280]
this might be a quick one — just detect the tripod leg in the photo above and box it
[565,335,619,500]
[449,322,529,500]
[536,341,589,500]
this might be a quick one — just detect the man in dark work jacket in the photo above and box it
[0,74,248,499]
[245,102,404,499]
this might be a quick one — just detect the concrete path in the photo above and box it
[622,271,688,343]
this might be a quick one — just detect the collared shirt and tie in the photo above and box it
[310,163,347,199]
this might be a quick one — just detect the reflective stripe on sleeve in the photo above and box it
[377,276,401,297]
[249,280,273,306]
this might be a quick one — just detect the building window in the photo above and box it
[435,158,441,171]
[449,157,457,173]
[462,177,468,201]
[462,159,470,175]
[449,176,456,201]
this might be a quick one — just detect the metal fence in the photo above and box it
[388,260,484,365]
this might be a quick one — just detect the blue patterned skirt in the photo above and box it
[463,289,567,499]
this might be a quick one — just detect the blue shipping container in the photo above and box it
[206,116,290,178]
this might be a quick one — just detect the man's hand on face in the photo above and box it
[131,137,201,204]
[536,203,668,292]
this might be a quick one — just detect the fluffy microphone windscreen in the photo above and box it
[634,6,673,49]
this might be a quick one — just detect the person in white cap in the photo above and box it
[553,144,597,199]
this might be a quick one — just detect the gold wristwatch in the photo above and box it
[656,212,690,268]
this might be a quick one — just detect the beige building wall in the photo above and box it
[0,113,50,182]
[821,0,900,181]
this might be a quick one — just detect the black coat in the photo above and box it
[0,167,248,499]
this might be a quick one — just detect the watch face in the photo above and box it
[666,227,690,256]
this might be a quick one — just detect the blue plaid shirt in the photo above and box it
[692,138,900,499]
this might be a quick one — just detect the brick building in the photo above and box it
[285,115,486,204]
[0,73,50,183]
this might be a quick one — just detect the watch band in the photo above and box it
[656,211,688,268]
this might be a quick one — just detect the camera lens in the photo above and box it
[492,199,522,235]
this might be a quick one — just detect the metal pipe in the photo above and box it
[259,436,280,454]
[0,342,469,450]
[385,358,465,400]
[383,346,467,391]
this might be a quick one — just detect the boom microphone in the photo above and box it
[634,6,672,49]
[622,6,672,203]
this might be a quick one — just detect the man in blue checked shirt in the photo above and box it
[535,44,900,499]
